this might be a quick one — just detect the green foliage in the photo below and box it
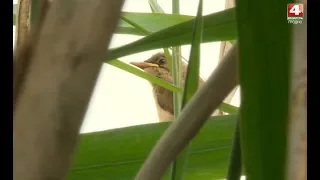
[106,59,181,93]
[67,115,236,180]
[236,0,292,179]
[107,8,236,60]
[170,1,203,179]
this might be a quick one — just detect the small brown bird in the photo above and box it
[130,52,219,121]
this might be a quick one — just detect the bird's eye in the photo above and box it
[158,58,166,65]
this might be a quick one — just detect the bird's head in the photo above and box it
[129,52,172,79]
[130,52,205,85]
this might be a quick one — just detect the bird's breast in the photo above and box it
[151,85,174,121]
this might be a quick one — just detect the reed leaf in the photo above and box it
[170,1,203,179]
[236,0,291,179]
[67,115,237,180]
[107,8,236,60]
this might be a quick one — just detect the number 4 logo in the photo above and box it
[287,4,304,17]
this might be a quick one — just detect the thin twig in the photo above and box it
[13,0,124,180]
[135,43,238,180]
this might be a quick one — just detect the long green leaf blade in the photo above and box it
[67,115,237,180]
[236,0,291,179]
[169,0,183,177]
[107,8,236,60]
[219,103,238,114]
[118,12,192,35]
[13,7,235,41]
[226,115,242,180]
[120,15,151,35]
[170,0,183,122]
[181,1,203,107]
[106,59,182,93]
[171,1,203,179]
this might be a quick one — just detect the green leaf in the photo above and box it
[106,59,182,93]
[107,8,237,60]
[236,0,291,179]
[171,1,203,179]
[181,0,203,107]
[12,6,236,43]
[219,103,238,114]
[117,12,193,36]
[226,116,242,180]
[119,15,151,35]
[67,115,237,180]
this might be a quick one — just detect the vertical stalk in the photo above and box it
[170,1,183,180]
[171,0,182,120]
[171,48,182,118]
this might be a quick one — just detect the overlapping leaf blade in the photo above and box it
[170,1,204,179]
[106,59,181,93]
[107,8,236,60]
[118,12,193,36]
[67,115,236,180]
[236,0,291,179]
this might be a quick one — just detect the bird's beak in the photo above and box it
[129,62,159,70]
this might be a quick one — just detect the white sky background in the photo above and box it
[13,0,240,133]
